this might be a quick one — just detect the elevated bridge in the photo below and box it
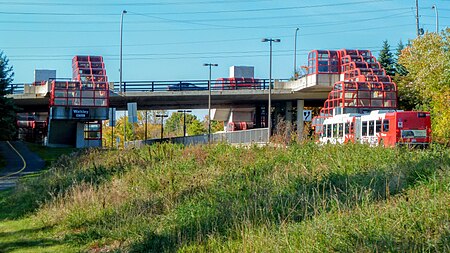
[10,77,334,112]
[9,49,392,148]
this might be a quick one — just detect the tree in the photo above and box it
[102,111,166,147]
[211,120,224,132]
[0,51,17,140]
[394,40,408,76]
[398,29,450,139]
[188,120,206,136]
[378,40,395,76]
[164,112,198,137]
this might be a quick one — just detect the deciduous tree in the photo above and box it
[398,29,450,139]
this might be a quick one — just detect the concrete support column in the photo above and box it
[285,101,293,123]
[296,100,304,140]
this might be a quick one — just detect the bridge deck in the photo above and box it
[10,74,335,111]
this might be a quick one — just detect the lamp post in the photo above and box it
[261,38,281,142]
[203,63,218,144]
[294,28,300,79]
[177,110,192,138]
[119,10,127,93]
[432,4,439,33]
[156,114,168,140]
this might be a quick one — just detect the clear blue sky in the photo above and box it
[1,0,449,84]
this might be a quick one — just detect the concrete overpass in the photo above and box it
[10,75,337,112]
[9,74,338,147]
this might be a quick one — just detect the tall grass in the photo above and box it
[2,142,449,252]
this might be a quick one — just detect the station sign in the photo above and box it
[127,102,138,123]
[109,108,117,127]
[72,108,90,119]
[303,110,312,122]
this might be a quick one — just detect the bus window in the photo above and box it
[376,120,382,133]
[338,123,343,137]
[333,124,338,137]
[350,122,354,133]
[326,124,332,137]
[369,121,375,136]
[362,121,368,136]
[383,119,390,132]
[345,123,350,135]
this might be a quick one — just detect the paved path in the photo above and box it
[0,141,45,190]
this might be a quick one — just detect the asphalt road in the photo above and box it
[0,141,45,190]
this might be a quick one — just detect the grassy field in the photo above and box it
[0,142,449,252]
[26,143,77,167]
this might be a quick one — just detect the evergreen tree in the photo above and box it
[378,40,395,76]
[0,51,17,140]
[394,40,408,76]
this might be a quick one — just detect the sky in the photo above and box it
[1,0,449,85]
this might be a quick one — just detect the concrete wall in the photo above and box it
[47,120,77,147]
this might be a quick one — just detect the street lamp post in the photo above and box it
[156,114,168,140]
[432,4,439,33]
[119,10,127,93]
[294,28,300,79]
[203,63,218,145]
[261,38,281,142]
[177,110,192,138]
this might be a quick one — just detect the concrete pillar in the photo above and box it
[296,100,304,140]
[76,122,85,148]
[285,101,293,123]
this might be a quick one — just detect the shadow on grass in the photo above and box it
[128,153,445,252]
[0,225,62,253]
[0,226,52,238]
[0,238,62,253]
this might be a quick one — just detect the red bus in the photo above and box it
[319,110,432,147]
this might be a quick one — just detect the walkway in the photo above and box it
[0,141,45,190]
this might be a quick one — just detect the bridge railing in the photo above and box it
[115,79,282,93]
[9,83,25,94]
[10,78,290,95]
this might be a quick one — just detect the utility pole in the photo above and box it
[144,110,148,140]
[119,10,127,93]
[416,0,420,37]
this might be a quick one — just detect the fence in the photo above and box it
[129,128,269,148]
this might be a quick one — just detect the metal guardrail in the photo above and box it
[129,128,269,147]
[9,83,24,94]
[10,79,291,95]
[116,79,276,93]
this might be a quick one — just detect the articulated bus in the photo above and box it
[319,110,432,147]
